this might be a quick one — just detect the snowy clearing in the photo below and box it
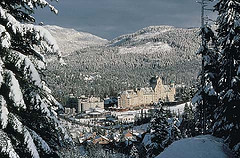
[164,102,191,115]
[156,135,234,158]
[118,42,172,54]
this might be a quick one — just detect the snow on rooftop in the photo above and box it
[156,135,234,158]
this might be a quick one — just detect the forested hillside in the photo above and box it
[45,25,201,103]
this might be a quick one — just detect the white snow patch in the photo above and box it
[33,94,51,116]
[118,42,172,54]
[0,71,2,88]
[0,24,11,48]
[0,130,20,158]
[6,71,26,109]
[156,135,234,158]
[42,81,52,93]
[164,102,191,115]
[13,51,42,88]
[0,96,9,129]
[23,128,40,158]
[204,82,217,96]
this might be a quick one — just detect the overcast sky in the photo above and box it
[34,0,214,40]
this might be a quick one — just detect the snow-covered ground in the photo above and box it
[156,135,234,158]
[111,109,150,117]
[164,102,192,115]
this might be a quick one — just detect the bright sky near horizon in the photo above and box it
[34,0,216,40]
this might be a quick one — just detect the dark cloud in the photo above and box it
[34,0,211,40]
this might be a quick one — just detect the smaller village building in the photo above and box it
[78,95,104,113]
[117,114,135,123]
[93,135,112,145]
[65,94,104,114]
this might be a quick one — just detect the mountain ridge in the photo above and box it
[44,25,108,57]
[45,25,201,103]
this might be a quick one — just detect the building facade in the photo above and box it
[77,95,104,113]
[118,76,175,108]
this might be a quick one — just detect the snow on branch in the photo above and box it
[48,113,73,144]
[192,90,203,105]
[27,91,72,144]
[30,92,51,116]
[23,127,40,158]
[28,128,52,154]
[23,0,59,14]
[0,6,62,59]
[204,82,217,96]
[0,60,3,87]
[0,25,11,49]
[8,113,23,134]
[0,96,9,129]
[0,130,20,158]
[5,70,26,109]
[6,51,43,88]
[8,113,40,158]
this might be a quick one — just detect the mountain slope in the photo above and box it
[109,26,176,47]
[45,25,201,103]
[44,25,108,57]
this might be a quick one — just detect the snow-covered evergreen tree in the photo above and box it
[0,1,72,157]
[167,116,182,143]
[212,0,240,155]
[146,106,182,157]
[146,107,171,157]
[129,144,139,158]
[181,86,197,102]
[180,103,195,137]
[193,25,219,134]
[183,103,194,121]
